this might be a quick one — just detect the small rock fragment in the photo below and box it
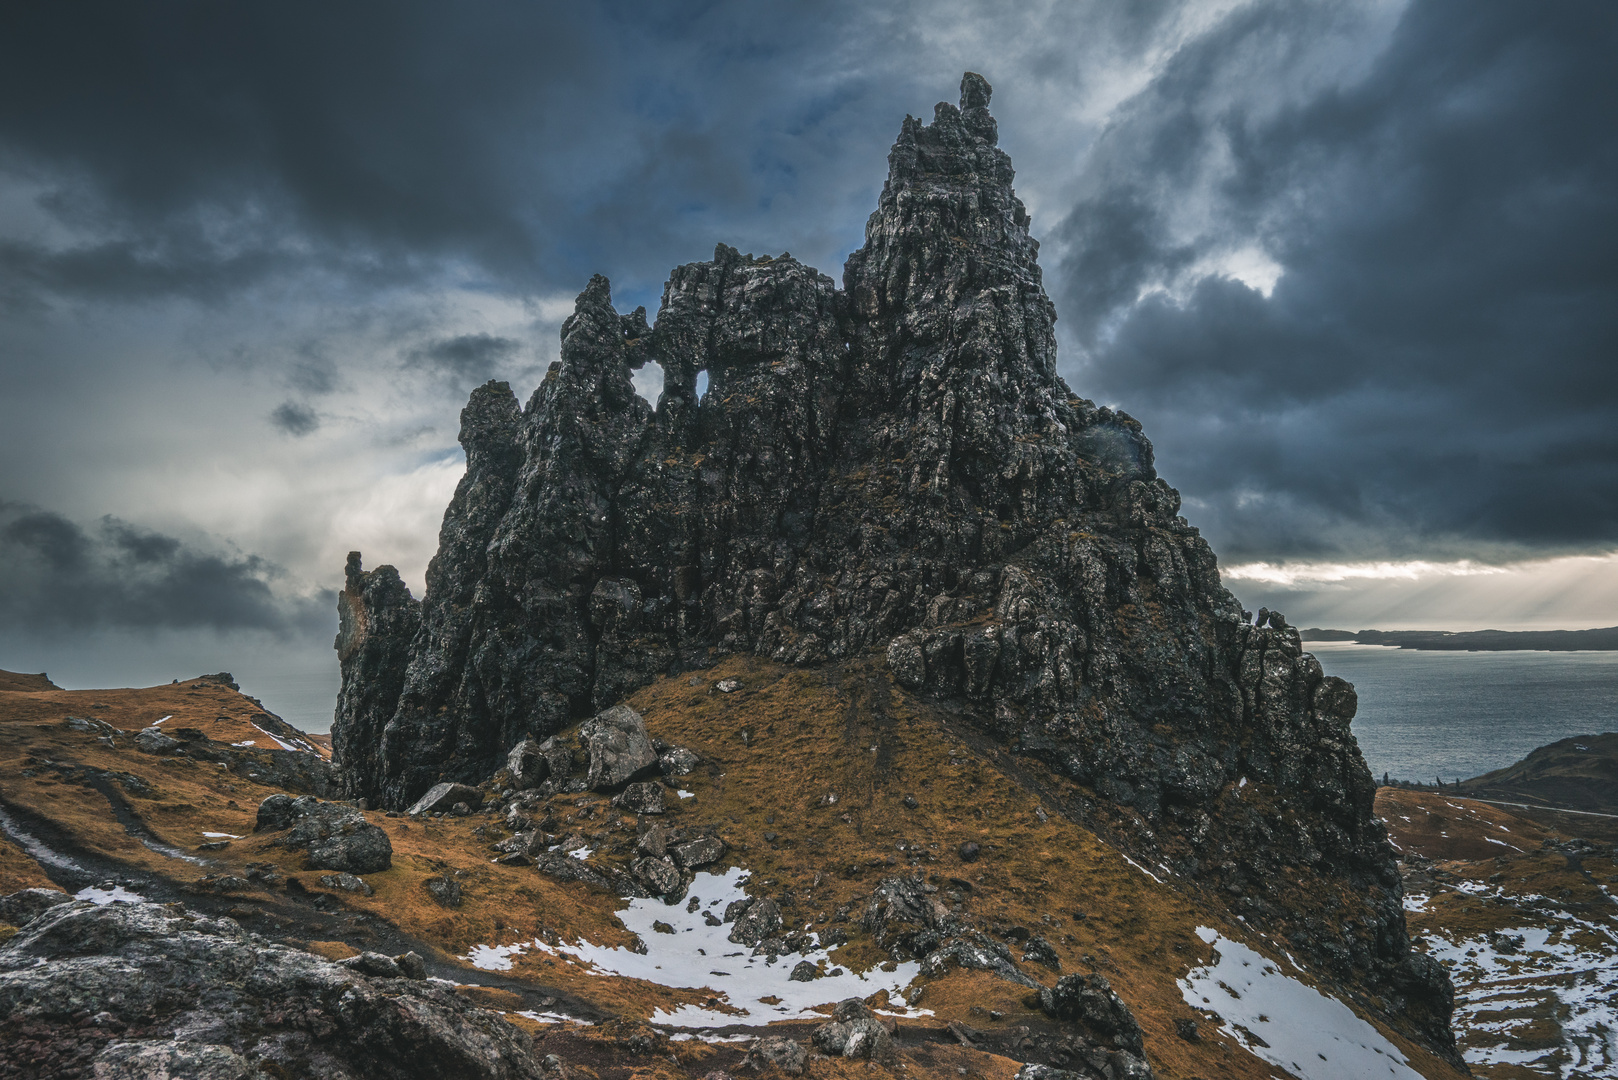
[318,872,375,897]
[612,781,666,815]
[424,875,462,908]
[742,1035,806,1075]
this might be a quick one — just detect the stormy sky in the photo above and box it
[1,1,1614,721]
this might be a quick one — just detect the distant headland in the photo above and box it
[1301,626,1618,651]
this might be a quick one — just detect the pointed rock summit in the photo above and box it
[334,75,1455,1056]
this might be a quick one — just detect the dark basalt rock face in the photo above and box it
[333,74,1456,1058]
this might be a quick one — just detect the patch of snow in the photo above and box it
[76,884,143,904]
[1118,852,1165,885]
[1238,776,1248,788]
[1181,928,1422,1079]
[0,805,86,872]
[462,867,929,1028]
[465,944,527,971]
[154,715,173,725]
[202,832,242,839]
[249,722,315,753]
[569,847,593,861]
[515,1010,584,1025]
[233,740,257,747]
[1403,894,1429,913]
[677,790,695,800]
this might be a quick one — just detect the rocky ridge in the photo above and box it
[330,75,1453,1059]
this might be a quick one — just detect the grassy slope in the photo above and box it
[0,664,1467,1080]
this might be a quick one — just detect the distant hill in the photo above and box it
[1455,732,1618,814]
[0,670,61,691]
[1301,626,1618,650]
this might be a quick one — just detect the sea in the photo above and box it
[248,641,1618,786]
[1311,641,1618,784]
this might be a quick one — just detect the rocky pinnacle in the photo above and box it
[333,74,1457,1057]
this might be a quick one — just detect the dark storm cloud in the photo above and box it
[1057,0,1618,563]
[404,333,521,387]
[270,402,320,437]
[0,0,919,310]
[0,503,328,635]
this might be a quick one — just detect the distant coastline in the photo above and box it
[1302,626,1618,651]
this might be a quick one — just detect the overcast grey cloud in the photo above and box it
[0,0,1613,718]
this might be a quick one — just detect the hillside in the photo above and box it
[1301,627,1618,651]
[1379,787,1618,1077]
[1452,733,1618,815]
[1,665,1470,1080]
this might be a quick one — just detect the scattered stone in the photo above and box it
[921,938,1039,988]
[394,950,427,979]
[632,856,682,896]
[671,835,726,869]
[507,738,554,788]
[319,873,375,897]
[580,705,659,790]
[256,795,392,874]
[728,898,782,946]
[637,824,669,858]
[134,727,181,754]
[1038,973,1146,1054]
[742,1035,806,1075]
[659,746,700,776]
[612,782,666,815]
[407,782,482,816]
[902,794,918,809]
[789,960,820,981]
[1174,1018,1199,1042]
[337,951,404,978]
[812,1001,896,1063]
[424,876,462,908]
[862,876,952,959]
[715,679,743,694]
[1023,935,1061,970]
[197,839,232,852]
[958,841,981,862]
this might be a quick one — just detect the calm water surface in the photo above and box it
[1311,642,1618,783]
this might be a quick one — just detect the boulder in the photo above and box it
[612,782,666,815]
[424,876,462,908]
[259,795,392,874]
[1038,973,1146,1054]
[659,746,699,776]
[506,739,551,789]
[0,899,543,1078]
[579,705,659,790]
[812,1002,896,1063]
[631,856,681,896]
[741,1035,806,1075]
[671,835,726,869]
[318,873,374,897]
[728,898,782,947]
[862,876,951,959]
[407,782,482,816]
[134,727,181,754]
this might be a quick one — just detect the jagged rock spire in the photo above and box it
[331,76,1456,1059]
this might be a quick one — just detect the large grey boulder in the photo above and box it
[0,899,542,1078]
[579,705,658,791]
[255,795,392,874]
[407,782,482,816]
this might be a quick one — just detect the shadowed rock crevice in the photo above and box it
[332,73,1456,1061]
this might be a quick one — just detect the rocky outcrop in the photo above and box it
[0,896,542,1079]
[332,74,1453,1058]
[253,794,392,874]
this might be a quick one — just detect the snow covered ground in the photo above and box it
[1420,890,1618,1076]
[464,866,928,1028]
[1179,927,1424,1080]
